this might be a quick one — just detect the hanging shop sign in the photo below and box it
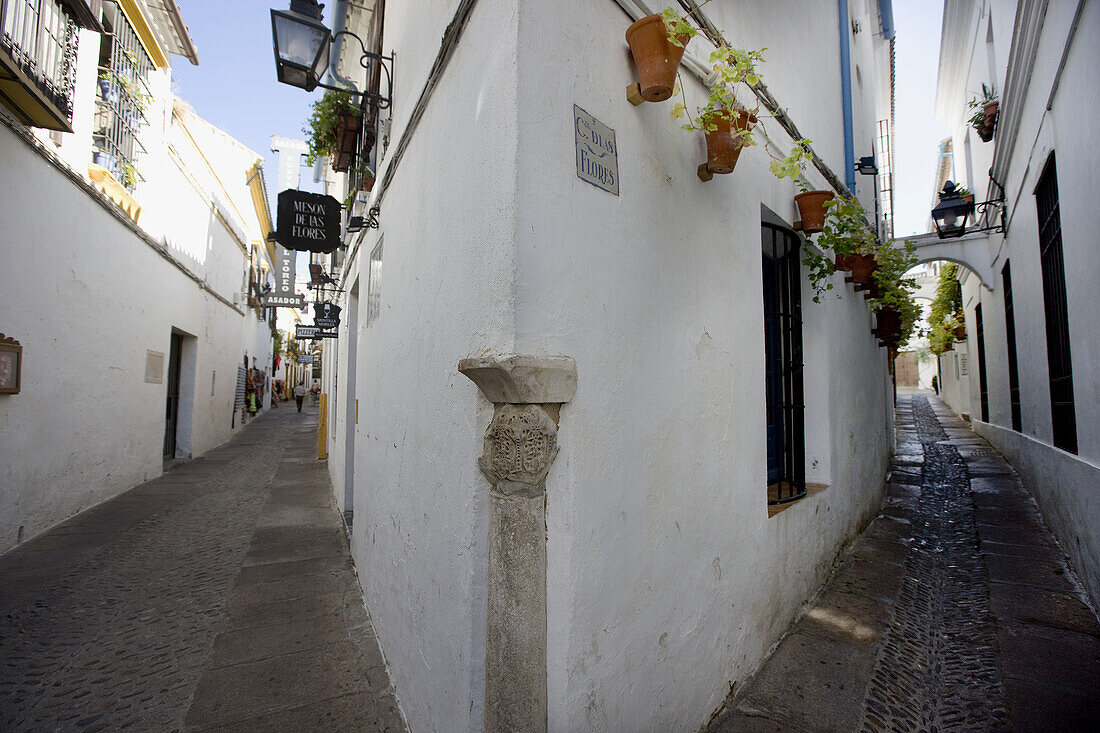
[261,244,307,308]
[297,354,315,364]
[574,105,619,196]
[295,325,339,340]
[276,189,342,253]
[313,302,342,330]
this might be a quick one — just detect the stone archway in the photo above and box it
[894,231,995,290]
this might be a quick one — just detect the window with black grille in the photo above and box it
[92,1,152,192]
[1002,261,1021,431]
[975,303,989,422]
[1034,153,1077,454]
[762,224,805,505]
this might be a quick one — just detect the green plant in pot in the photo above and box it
[967,83,998,142]
[868,239,920,347]
[802,196,878,301]
[304,91,362,171]
[671,42,765,176]
[769,138,835,234]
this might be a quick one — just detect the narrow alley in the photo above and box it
[0,407,401,732]
[709,394,1100,732]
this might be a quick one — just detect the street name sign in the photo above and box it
[574,105,619,196]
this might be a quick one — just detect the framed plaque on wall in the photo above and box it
[0,334,22,394]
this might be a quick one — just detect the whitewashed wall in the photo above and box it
[338,2,520,731]
[517,2,892,729]
[934,0,1100,602]
[1,81,274,551]
[330,0,896,730]
[0,124,245,548]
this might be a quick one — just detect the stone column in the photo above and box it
[458,355,577,733]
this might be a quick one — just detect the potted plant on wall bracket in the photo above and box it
[968,83,998,142]
[769,138,835,234]
[868,240,920,347]
[305,91,362,173]
[670,42,766,180]
[624,7,705,104]
[801,196,879,301]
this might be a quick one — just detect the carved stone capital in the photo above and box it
[458,354,577,405]
[478,404,558,496]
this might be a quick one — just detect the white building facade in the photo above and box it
[300,0,900,729]
[1,1,277,551]
[931,0,1100,602]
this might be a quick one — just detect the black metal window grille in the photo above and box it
[92,1,151,192]
[762,223,805,505]
[0,0,78,119]
[975,303,989,422]
[1002,261,1022,431]
[1034,153,1077,453]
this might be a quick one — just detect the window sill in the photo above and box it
[88,164,142,223]
[767,482,829,518]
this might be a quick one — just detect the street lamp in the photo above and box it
[930,181,974,238]
[270,0,331,92]
[270,0,393,107]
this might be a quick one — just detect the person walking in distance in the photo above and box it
[293,381,307,412]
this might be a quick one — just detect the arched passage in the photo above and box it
[894,231,995,290]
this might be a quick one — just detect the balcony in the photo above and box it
[0,0,100,131]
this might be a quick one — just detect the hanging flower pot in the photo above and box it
[794,190,835,234]
[954,323,967,340]
[978,100,998,142]
[332,111,360,173]
[874,307,902,343]
[834,253,856,272]
[849,253,877,285]
[625,15,689,103]
[702,110,756,175]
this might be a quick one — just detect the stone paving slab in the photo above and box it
[0,406,405,732]
[707,393,1100,732]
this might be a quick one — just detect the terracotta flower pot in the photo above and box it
[834,253,856,272]
[625,15,689,103]
[954,324,967,340]
[794,190,835,234]
[849,253,876,284]
[703,110,756,175]
[333,112,361,173]
[875,307,902,342]
[978,100,998,142]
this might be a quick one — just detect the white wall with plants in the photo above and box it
[934,0,1100,603]
[323,0,910,730]
[508,1,898,729]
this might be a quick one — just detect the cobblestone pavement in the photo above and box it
[709,394,1100,732]
[0,405,405,732]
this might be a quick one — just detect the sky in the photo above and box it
[169,1,330,326]
[891,1,953,237]
[169,0,324,199]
